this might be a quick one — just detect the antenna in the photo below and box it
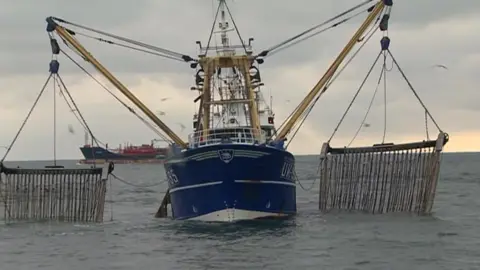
[201,0,250,56]
[218,0,229,48]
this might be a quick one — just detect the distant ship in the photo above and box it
[78,132,168,164]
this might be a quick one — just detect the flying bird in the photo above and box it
[432,64,448,70]
[363,123,371,128]
[157,110,166,116]
[177,123,186,132]
[68,124,75,134]
[160,97,170,102]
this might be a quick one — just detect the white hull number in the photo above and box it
[280,158,295,182]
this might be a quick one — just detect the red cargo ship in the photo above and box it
[78,139,169,164]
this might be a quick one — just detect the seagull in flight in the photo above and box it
[68,124,75,134]
[177,123,186,132]
[160,97,170,102]
[432,64,448,70]
[363,123,371,128]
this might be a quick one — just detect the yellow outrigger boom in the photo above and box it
[46,17,188,148]
[274,1,385,142]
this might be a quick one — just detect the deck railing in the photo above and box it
[188,128,266,148]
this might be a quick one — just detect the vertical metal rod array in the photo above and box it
[318,134,446,215]
[1,167,108,223]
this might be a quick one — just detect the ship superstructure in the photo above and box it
[161,0,296,221]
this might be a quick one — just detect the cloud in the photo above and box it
[1,0,479,160]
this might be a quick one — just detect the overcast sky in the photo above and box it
[0,0,479,160]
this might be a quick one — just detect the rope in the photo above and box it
[109,173,166,189]
[70,31,184,62]
[382,51,388,144]
[279,20,380,145]
[1,74,52,162]
[56,74,101,148]
[347,69,384,147]
[259,0,374,57]
[50,17,193,62]
[204,0,222,53]
[343,48,442,147]
[328,50,383,143]
[425,110,430,140]
[268,5,375,58]
[59,48,172,144]
[387,49,443,132]
[53,77,94,141]
[223,0,248,54]
[53,74,58,165]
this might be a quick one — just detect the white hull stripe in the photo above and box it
[170,181,223,193]
[235,180,296,187]
[167,149,271,163]
[170,179,296,193]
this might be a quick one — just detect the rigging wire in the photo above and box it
[340,49,443,148]
[56,74,103,149]
[382,51,388,143]
[59,48,173,144]
[387,49,443,133]
[256,0,375,58]
[54,79,93,140]
[71,31,186,62]
[205,0,222,53]
[273,13,382,143]
[283,22,380,147]
[325,17,382,89]
[347,69,384,147]
[59,39,173,143]
[49,17,195,62]
[267,5,375,58]
[425,110,430,140]
[1,74,52,162]
[223,0,248,54]
[327,50,383,143]
[53,74,58,166]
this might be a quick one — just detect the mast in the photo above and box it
[195,0,261,139]
[274,1,385,141]
[46,18,188,149]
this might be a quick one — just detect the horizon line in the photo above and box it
[2,151,479,162]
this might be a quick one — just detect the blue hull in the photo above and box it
[164,144,297,221]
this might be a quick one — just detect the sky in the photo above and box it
[0,0,479,161]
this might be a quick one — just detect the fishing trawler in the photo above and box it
[163,2,297,221]
[44,0,380,222]
[41,0,449,221]
[45,0,298,221]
